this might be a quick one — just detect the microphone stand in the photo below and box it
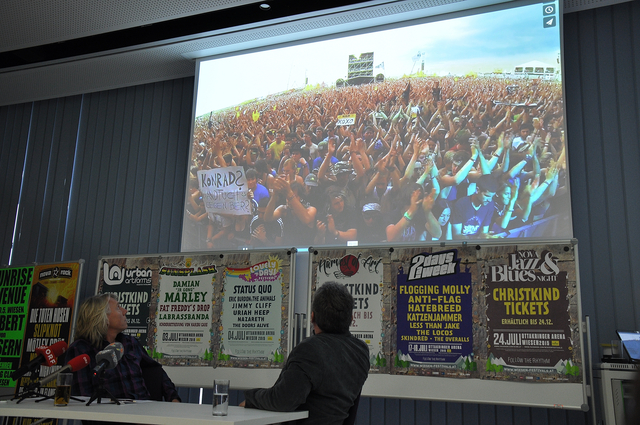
[13,369,47,404]
[86,369,121,406]
[34,385,84,403]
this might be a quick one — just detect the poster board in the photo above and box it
[0,262,82,390]
[96,249,295,375]
[308,241,587,410]
[0,261,83,425]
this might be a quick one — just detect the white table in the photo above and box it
[0,398,308,425]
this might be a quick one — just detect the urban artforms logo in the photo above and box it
[407,250,459,281]
[103,262,152,286]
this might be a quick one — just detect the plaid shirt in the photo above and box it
[66,333,180,401]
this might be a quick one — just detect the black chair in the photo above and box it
[343,393,361,425]
[141,365,164,401]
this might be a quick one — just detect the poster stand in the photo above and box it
[96,249,296,388]
[306,239,589,410]
[91,240,592,411]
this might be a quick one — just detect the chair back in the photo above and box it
[342,393,361,425]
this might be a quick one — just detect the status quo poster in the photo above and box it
[216,251,292,368]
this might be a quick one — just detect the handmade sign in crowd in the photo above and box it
[197,166,251,216]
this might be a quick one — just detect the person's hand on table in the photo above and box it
[239,401,246,407]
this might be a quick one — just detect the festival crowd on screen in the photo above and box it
[183,77,569,250]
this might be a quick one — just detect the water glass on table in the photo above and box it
[54,373,72,406]
[212,379,229,416]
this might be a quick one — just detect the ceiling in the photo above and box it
[0,0,632,107]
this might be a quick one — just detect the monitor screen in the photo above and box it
[182,0,572,251]
[617,330,640,362]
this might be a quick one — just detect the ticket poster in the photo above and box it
[0,266,34,388]
[98,257,155,340]
[154,255,218,360]
[313,249,388,372]
[483,246,577,378]
[396,249,474,369]
[15,263,80,395]
[220,257,284,361]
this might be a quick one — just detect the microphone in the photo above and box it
[92,342,124,376]
[10,341,68,380]
[24,354,90,390]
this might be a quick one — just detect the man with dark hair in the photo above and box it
[246,168,269,204]
[451,174,498,239]
[241,282,369,425]
[290,145,310,179]
[269,130,286,161]
[301,130,319,162]
[512,123,534,153]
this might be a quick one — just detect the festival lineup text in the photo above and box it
[0,268,33,362]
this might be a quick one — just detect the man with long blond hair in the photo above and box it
[66,293,180,404]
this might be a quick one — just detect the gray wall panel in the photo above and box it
[384,398,400,424]
[531,406,550,425]
[40,96,83,261]
[463,403,480,425]
[479,404,496,425]
[370,397,385,425]
[432,400,446,423]
[495,404,512,425]
[415,399,431,424]
[0,102,31,265]
[10,98,83,265]
[512,406,531,425]
[563,10,596,362]
[356,396,370,425]
[399,398,415,425]
[594,6,637,332]
[447,402,463,425]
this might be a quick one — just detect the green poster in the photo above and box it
[0,266,34,388]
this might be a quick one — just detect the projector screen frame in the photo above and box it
[181,0,574,252]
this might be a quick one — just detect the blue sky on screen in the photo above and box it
[195,1,560,116]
